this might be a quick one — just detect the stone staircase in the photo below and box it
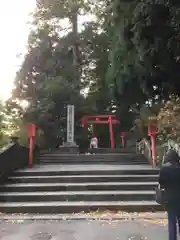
[0,150,161,214]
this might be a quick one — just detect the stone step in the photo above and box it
[37,154,145,160]
[41,147,136,154]
[13,165,159,176]
[37,155,140,158]
[38,155,143,158]
[88,147,136,154]
[0,182,158,192]
[13,170,158,176]
[0,201,163,213]
[41,161,148,166]
[0,212,167,220]
[87,148,137,154]
[8,174,158,183]
[39,160,148,165]
[37,154,145,161]
[47,147,136,154]
[0,190,155,202]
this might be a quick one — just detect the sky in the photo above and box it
[0,1,94,101]
[0,0,36,100]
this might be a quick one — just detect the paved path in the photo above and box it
[0,219,170,240]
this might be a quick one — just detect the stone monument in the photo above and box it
[60,104,78,153]
[66,104,76,146]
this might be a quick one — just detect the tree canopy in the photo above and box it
[4,0,180,147]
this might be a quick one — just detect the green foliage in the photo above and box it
[158,96,180,142]
[131,0,180,99]
[10,0,113,147]
[105,0,180,134]
[105,0,145,131]
[0,102,11,146]
[131,104,161,138]
[36,0,91,20]
[8,0,180,147]
[110,0,180,100]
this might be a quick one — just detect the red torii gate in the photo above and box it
[81,114,120,148]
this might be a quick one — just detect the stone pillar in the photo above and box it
[61,104,78,153]
[67,104,75,145]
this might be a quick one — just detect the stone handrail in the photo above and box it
[136,139,152,165]
[0,140,40,182]
[137,138,180,166]
[0,143,29,182]
[157,140,180,165]
[167,140,180,155]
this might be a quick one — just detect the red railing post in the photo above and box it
[148,124,157,167]
[26,123,37,168]
[109,116,115,148]
[150,134,156,166]
[120,134,125,148]
[29,137,33,168]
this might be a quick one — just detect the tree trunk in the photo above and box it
[70,2,81,93]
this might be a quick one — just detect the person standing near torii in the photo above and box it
[90,135,98,149]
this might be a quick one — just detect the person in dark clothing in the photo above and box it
[159,149,180,240]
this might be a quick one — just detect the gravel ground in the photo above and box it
[0,219,171,240]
